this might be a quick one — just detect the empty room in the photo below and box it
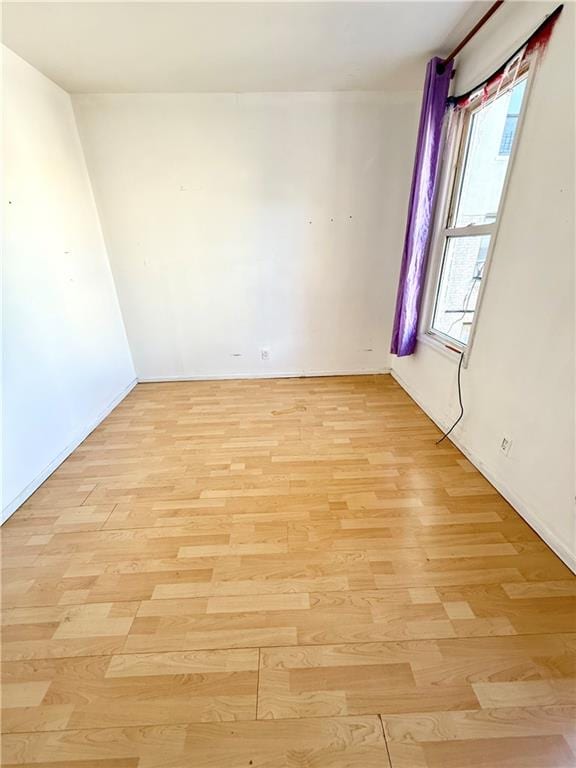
[2,1,575,766]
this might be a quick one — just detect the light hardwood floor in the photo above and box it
[2,375,575,767]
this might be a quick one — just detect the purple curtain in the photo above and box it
[390,57,453,357]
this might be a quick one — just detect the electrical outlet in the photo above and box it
[500,437,512,456]
[260,348,270,361]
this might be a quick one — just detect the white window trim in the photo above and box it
[419,60,536,366]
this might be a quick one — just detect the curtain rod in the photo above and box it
[448,3,563,105]
[437,0,505,74]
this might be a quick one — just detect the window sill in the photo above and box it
[417,332,464,363]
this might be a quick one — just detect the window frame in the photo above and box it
[421,58,534,363]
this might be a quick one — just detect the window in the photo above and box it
[428,73,529,349]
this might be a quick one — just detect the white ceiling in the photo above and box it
[2,2,490,93]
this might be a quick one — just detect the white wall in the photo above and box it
[2,48,136,521]
[73,92,419,380]
[392,2,576,568]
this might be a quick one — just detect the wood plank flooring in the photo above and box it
[2,375,575,767]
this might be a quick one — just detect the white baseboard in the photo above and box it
[1,378,138,524]
[391,370,576,575]
[139,368,391,383]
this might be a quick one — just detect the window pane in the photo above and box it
[432,235,490,345]
[453,79,526,227]
[498,115,517,156]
